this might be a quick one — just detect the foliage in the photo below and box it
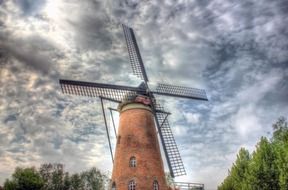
[165,172,175,187]
[80,167,107,190]
[4,167,44,190]
[39,163,66,190]
[218,117,288,190]
[3,164,108,190]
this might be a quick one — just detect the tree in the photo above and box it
[272,117,288,190]
[218,148,250,190]
[39,163,65,190]
[218,117,288,190]
[4,167,44,190]
[63,172,71,190]
[230,148,250,189]
[3,179,17,190]
[272,116,288,143]
[165,172,175,187]
[246,137,279,190]
[70,173,83,190]
[80,167,107,190]
[3,163,108,190]
[218,174,234,190]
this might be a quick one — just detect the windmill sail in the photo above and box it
[153,83,208,101]
[154,104,186,178]
[122,24,149,82]
[60,79,145,102]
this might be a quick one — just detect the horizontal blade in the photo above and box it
[59,79,145,101]
[122,24,149,82]
[153,83,208,101]
[154,104,186,178]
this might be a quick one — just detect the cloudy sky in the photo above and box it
[0,0,288,189]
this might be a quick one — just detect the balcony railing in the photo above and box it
[172,182,205,190]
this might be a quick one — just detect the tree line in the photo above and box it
[1,163,108,190]
[218,117,288,190]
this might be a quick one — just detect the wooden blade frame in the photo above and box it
[154,83,208,101]
[60,79,145,102]
[122,24,149,82]
[152,104,186,178]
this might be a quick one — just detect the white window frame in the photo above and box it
[153,180,159,190]
[129,156,136,167]
[128,180,136,190]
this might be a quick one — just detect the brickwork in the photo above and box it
[111,103,169,190]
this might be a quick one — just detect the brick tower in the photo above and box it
[111,101,169,190]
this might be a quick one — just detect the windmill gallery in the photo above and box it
[59,24,208,190]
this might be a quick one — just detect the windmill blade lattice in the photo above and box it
[153,83,208,101]
[154,104,186,178]
[122,24,149,82]
[60,79,145,102]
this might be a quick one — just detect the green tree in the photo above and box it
[218,148,250,190]
[3,179,17,190]
[80,167,107,190]
[246,137,279,190]
[39,163,65,190]
[4,163,109,190]
[165,172,175,187]
[272,117,288,190]
[4,167,44,190]
[218,174,234,190]
[218,117,288,190]
[70,173,83,190]
[272,117,288,142]
[63,172,71,190]
[230,148,250,189]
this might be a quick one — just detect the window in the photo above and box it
[128,180,136,190]
[112,182,116,190]
[129,156,136,167]
[153,180,159,190]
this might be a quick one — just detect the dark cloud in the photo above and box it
[14,0,46,15]
[3,114,17,123]
[0,35,58,75]
[67,12,113,51]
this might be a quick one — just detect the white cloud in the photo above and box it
[183,112,201,124]
[233,105,261,138]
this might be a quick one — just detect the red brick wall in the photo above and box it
[111,103,169,190]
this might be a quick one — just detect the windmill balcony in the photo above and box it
[171,182,205,190]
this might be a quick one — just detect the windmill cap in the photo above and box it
[118,102,152,113]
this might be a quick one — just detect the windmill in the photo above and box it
[59,24,208,189]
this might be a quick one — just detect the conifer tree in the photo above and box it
[218,117,288,190]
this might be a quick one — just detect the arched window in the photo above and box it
[129,156,136,167]
[112,182,116,190]
[128,180,136,190]
[153,180,159,190]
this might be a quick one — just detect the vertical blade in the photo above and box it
[154,104,186,177]
[122,24,149,82]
